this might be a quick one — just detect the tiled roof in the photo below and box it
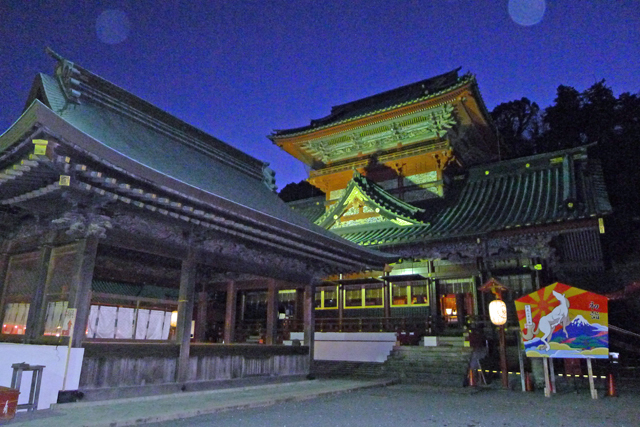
[0,53,399,272]
[25,58,352,242]
[288,196,326,223]
[271,68,466,137]
[329,147,612,246]
[317,171,425,229]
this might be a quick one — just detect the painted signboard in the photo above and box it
[514,282,608,358]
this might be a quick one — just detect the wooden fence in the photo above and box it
[79,342,309,389]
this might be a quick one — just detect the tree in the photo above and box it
[492,82,640,264]
[491,97,540,157]
[278,180,325,202]
[538,85,584,152]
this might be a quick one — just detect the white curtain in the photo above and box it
[94,306,117,338]
[135,309,150,339]
[115,307,134,339]
[84,305,173,340]
[146,310,165,340]
[86,305,100,338]
[43,301,68,336]
[162,311,171,340]
[1,303,30,335]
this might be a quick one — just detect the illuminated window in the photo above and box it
[344,287,362,307]
[390,281,429,306]
[365,287,383,306]
[392,285,408,305]
[315,286,338,309]
[323,287,338,308]
[343,285,384,308]
[1,303,30,335]
[43,244,81,336]
[1,252,40,335]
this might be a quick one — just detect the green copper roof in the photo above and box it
[316,171,426,229]
[288,196,326,223]
[325,147,611,246]
[23,60,332,236]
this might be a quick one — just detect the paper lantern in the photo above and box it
[489,299,507,325]
[170,310,178,327]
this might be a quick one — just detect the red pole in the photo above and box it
[606,372,617,397]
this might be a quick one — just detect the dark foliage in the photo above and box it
[490,97,540,157]
[492,81,640,264]
[278,180,325,202]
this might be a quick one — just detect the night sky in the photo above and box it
[1,1,638,189]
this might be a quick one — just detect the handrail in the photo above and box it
[610,324,640,339]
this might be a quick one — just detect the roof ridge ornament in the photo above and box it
[47,48,83,103]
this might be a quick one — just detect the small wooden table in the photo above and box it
[10,363,45,412]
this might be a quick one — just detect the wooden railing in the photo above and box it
[79,342,309,389]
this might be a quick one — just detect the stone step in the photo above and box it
[388,351,472,361]
[391,346,473,354]
[384,366,467,377]
[385,359,469,368]
[388,353,471,362]
[420,336,466,347]
[397,371,467,387]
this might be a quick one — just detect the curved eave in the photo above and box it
[269,75,476,141]
[1,101,397,268]
[317,175,425,229]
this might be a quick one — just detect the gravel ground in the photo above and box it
[150,383,640,427]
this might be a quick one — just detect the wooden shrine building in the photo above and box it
[0,50,394,397]
[270,68,612,338]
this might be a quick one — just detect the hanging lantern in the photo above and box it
[489,299,507,326]
[170,310,178,327]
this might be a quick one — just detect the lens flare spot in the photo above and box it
[508,0,546,26]
[96,9,131,44]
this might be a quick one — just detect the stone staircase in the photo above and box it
[312,360,387,378]
[383,345,473,386]
[312,336,473,387]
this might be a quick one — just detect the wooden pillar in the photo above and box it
[68,236,99,347]
[266,280,278,345]
[383,271,391,320]
[295,287,305,330]
[24,244,53,342]
[0,245,11,324]
[224,280,236,344]
[303,283,315,366]
[195,289,208,342]
[429,278,440,334]
[337,284,344,330]
[176,250,196,383]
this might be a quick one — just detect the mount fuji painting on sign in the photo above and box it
[515,283,608,359]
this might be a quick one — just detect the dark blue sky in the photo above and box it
[1,1,638,189]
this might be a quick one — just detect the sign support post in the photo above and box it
[587,358,597,399]
[543,358,551,397]
[517,330,526,392]
[61,308,77,391]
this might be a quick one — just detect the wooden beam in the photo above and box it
[0,250,11,330]
[69,237,99,347]
[195,290,207,342]
[105,230,189,261]
[24,243,53,341]
[383,271,391,319]
[265,279,278,345]
[304,283,316,370]
[176,249,196,383]
[224,281,236,344]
